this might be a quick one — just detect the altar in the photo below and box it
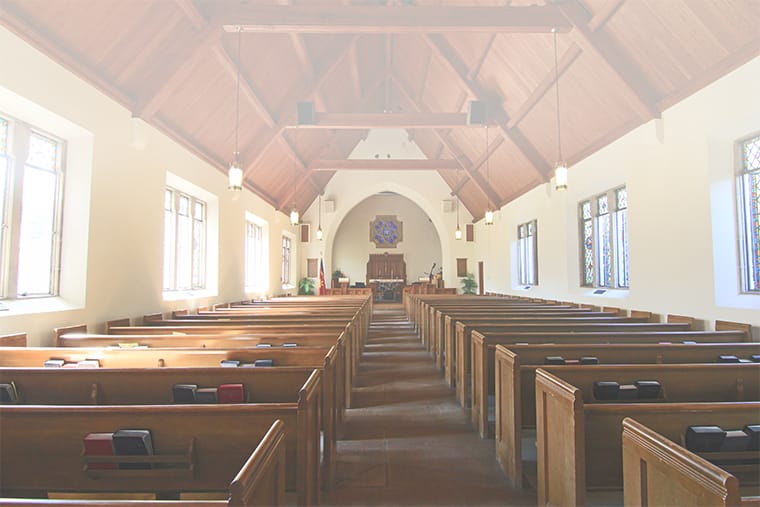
[366,253,406,303]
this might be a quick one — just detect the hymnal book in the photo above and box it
[634,380,661,398]
[253,359,273,367]
[112,429,153,469]
[745,424,760,450]
[255,343,272,348]
[0,382,18,402]
[195,387,218,404]
[593,381,619,400]
[617,384,638,400]
[217,383,245,403]
[44,358,65,368]
[686,425,725,452]
[61,363,78,368]
[281,343,297,347]
[544,356,565,365]
[172,384,197,403]
[83,432,116,470]
[77,359,101,368]
[718,355,740,363]
[720,429,750,452]
[220,360,240,367]
[580,357,599,365]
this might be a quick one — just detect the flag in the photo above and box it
[318,258,326,296]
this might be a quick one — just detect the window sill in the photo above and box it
[0,296,83,316]
[281,284,295,290]
[584,288,629,299]
[162,289,217,302]
[513,285,535,291]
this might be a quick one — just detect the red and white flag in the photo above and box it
[318,258,326,296]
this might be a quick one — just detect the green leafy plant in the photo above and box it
[298,277,315,295]
[460,273,478,295]
[332,269,345,279]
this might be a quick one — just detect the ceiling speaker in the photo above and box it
[297,102,315,125]
[467,100,486,125]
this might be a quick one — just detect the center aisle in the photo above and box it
[322,304,536,506]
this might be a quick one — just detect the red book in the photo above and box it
[83,432,116,470]
[217,383,245,404]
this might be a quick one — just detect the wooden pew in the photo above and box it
[57,331,354,411]
[622,417,760,507]
[0,414,287,506]
[0,345,339,490]
[534,364,760,506]
[0,368,322,506]
[493,341,759,488]
[474,329,752,436]
[0,333,26,347]
[455,321,690,407]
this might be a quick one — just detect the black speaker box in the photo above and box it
[297,101,315,125]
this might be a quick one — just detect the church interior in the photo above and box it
[0,0,759,505]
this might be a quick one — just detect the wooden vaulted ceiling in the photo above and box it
[1,0,758,220]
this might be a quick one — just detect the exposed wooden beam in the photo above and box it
[286,112,479,129]
[213,5,573,33]
[588,0,627,32]
[385,34,393,112]
[211,44,276,129]
[135,20,222,118]
[0,3,134,110]
[309,159,462,171]
[242,36,359,176]
[561,1,661,120]
[507,43,581,129]
[348,42,363,99]
[173,0,206,29]
[468,34,497,81]
[449,134,506,196]
[426,33,553,182]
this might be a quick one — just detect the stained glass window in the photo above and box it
[579,187,629,289]
[517,220,537,285]
[281,235,292,285]
[738,134,760,293]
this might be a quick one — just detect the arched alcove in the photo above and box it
[330,192,442,286]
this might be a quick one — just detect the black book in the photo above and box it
[253,359,274,367]
[112,429,153,469]
[0,382,18,402]
[685,425,725,453]
[544,356,565,365]
[593,381,619,400]
[580,357,599,365]
[634,380,661,398]
[172,384,197,403]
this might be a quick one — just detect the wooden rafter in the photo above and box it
[560,0,661,120]
[425,33,553,182]
[0,3,134,110]
[211,5,573,33]
[309,159,462,171]
[468,34,497,81]
[284,112,481,129]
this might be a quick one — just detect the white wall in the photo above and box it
[330,193,442,285]
[474,55,760,335]
[0,26,297,345]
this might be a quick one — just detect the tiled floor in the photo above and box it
[321,305,536,507]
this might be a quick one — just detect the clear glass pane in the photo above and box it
[744,135,760,172]
[194,200,204,220]
[614,208,630,288]
[26,132,57,171]
[176,212,191,290]
[518,237,526,285]
[596,214,612,287]
[178,194,189,216]
[583,219,593,285]
[527,221,534,236]
[597,195,608,215]
[0,156,7,267]
[17,166,57,295]
[527,235,535,285]
[0,117,8,155]
[616,187,627,210]
[582,201,591,220]
[518,224,525,238]
[164,189,173,211]
[163,206,175,290]
[192,217,204,289]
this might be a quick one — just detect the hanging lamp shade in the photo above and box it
[228,161,243,191]
[484,209,494,225]
[455,226,462,240]
[290,209,299,226]
[554,163,568,191]
[316,226,323,241]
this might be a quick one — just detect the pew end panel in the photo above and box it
[0,333,27,347]
[54,325,87,347]
[622,417,744,507]
[494,346,523,489]
[716,321,754,341]
[103,319,130,334]
[535,368,586,507]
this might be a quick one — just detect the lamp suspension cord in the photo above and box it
[485,124,490,210]
[235,27,241,161]
[553,28,562,162]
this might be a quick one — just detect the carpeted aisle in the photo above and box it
[321,304,536,507]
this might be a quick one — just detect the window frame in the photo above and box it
[281,234,293,287]
[579,186,629,289]
[0,113,66,300]
[163,186,207,293]
[737,132,760,294]
[517,219,538,286]
[245,215,268,293]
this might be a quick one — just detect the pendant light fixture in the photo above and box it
[316,193,323,241]
[228,26,243,192]
[552,28,568,191]
[290,129,300,226]
[484,125,494,225]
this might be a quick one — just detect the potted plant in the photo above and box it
[460,273,478,295]
[332,269,346,287]
[298,277,315,295]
